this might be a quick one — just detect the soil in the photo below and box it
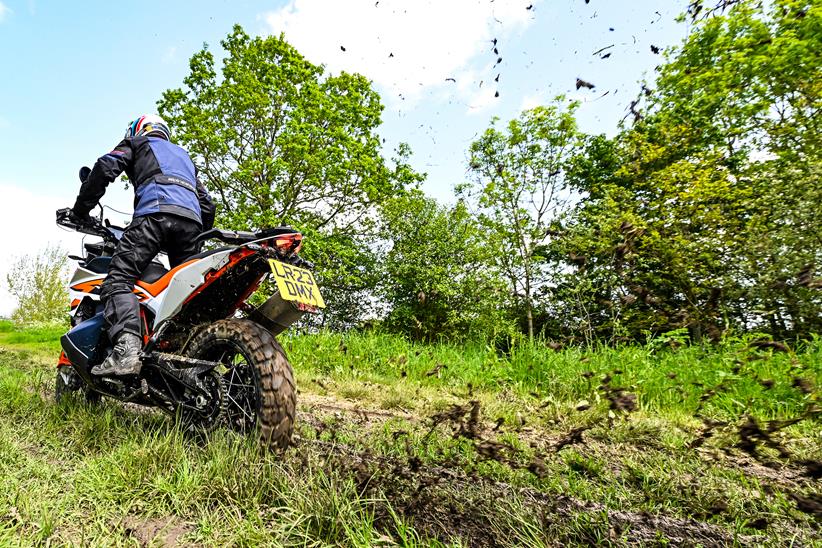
[292,391,821,546]
[121,515,194,547]
[37,372,820,546]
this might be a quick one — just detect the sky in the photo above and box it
[0,0,690,315]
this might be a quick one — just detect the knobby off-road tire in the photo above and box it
[186,319,296,451]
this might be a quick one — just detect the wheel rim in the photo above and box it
[196,340,260,433]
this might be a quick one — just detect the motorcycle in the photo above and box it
[54,168,324,450]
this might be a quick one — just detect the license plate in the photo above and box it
[268,259,326,308]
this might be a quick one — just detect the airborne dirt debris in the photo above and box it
[291,378,821,546]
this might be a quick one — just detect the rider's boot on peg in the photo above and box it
[91,332,143,376]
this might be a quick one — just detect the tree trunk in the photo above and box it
[525,297,534,339]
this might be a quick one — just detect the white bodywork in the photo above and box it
[152,250,232,324]
[68,249,234,327]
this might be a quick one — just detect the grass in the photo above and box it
[0,321,819,546]
[284,330,821,419]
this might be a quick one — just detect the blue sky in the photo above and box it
[0,0,688,312]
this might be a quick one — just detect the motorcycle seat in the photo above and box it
[82,257,168,284]
[195,226,297,245]
[140,261,168,284]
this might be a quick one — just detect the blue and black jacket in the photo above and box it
[73,136,215,229]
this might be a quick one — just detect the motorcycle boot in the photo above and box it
[91,332,143,376]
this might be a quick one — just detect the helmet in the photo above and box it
[124,114,172,141]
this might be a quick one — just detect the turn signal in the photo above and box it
[275,234,303,255]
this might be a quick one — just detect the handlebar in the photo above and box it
[56,208,122,242]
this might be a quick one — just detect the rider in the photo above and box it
[60,114,215,376]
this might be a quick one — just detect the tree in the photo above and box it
[379,191,511,341]
[158,26,422,326]
[632,0,821,338]
[563,133,754,341]
[558,0,821,340]
[6,246,68,325]
[460,100,584,339]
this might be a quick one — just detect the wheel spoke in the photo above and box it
[226,393,254,422]
[186,320,295,449]
[190,338,261,433]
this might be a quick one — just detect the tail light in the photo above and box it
[274,233,303,255]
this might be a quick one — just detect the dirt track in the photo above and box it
[295,392,820,546]
[36,381,820,545]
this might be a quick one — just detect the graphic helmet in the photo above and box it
[124,114,171,141]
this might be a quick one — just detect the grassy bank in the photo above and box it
[0,322,819,545]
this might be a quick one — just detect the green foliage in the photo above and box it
[285,329,821,422]
[649,0,821,337]
[4,246,68,326]
[151,10,819,344]
[379,190,512,341]
[158,26,422,326]
[556,0,821,341]
[461,99,584,338]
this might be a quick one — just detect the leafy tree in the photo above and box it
[635,0,821,338]
[6,246,68,325]
[460,100,584,339]
[562,134,752,341]
[559,0,821,340]
[158,26,421,326]
[379,191,511,341]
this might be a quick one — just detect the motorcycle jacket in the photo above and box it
[73,136,215,229]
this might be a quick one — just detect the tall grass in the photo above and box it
[283,330,821,422]
[0,325,818,545]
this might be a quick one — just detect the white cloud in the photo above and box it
[0,2,11,22]
[261,0,537,104]
[466,86,500,114]
[519,93,543,112]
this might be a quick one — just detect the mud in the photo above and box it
[292,387,821,546]
[121,515,194,547]
[32,350,820,546]
[301,437,758,546]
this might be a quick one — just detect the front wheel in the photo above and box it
[186,319,296,450]
[55,366,101,405]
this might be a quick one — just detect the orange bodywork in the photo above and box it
[140,308,150,345]
[135,258,199,297]
[70,279,103,294]
[57,351,72,367]
[69,258,202,302]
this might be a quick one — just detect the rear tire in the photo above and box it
[186,319,296,450]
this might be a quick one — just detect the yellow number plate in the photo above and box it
[268,259,326,308]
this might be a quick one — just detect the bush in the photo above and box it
[379,192,514,342]
[5,245,69,326]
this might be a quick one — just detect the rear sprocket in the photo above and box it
[177,369,227,432]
